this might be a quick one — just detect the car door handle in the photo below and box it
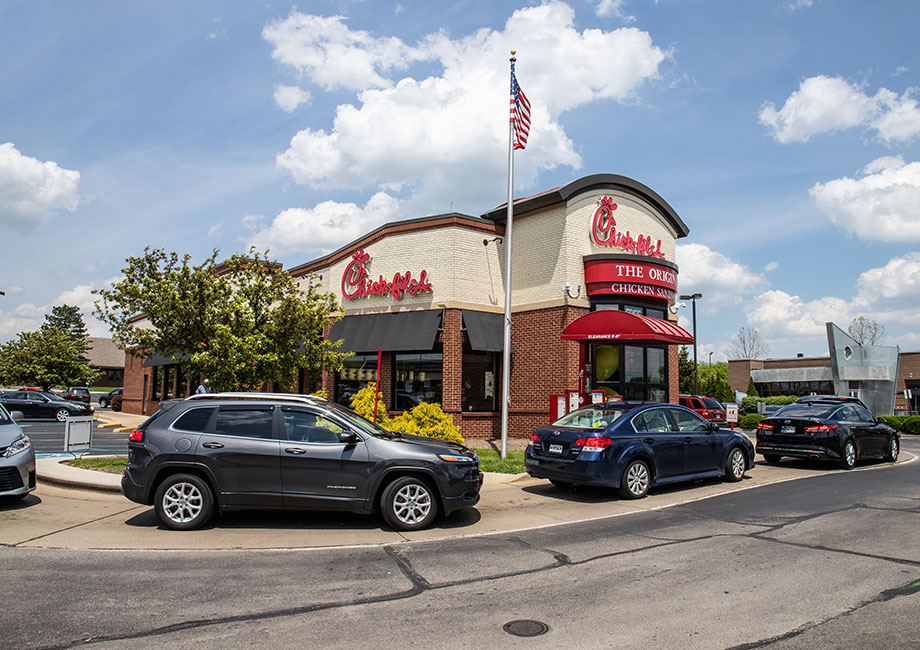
[201,442,224,449]
[643,438,655,444]
[683,437,692,443]
[284,447,307,454]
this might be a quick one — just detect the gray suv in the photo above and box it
[121,393,482,531]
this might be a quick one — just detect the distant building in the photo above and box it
[728,323,908,416]
[84,337,124,387]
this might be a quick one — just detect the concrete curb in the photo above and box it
[36,456,123,493]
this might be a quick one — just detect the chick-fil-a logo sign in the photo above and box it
[591,196,665,260]
[341,250,433,301]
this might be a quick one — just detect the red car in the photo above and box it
[679,395,726,423]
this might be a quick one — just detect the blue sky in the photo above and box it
[2,0,919,362]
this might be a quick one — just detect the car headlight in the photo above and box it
[4,436,31,457]
[438,453,475,463]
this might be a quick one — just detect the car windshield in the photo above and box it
[701,398,722,409]
[770,404,836,418]
[552,407,628,429]
[325,403,396,438]
[0,405,11,425]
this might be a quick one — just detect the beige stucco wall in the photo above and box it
[297,187,680,317]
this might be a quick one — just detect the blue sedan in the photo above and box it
[525,401,755,498]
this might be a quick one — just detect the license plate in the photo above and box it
[781,426,796,433]
[549,444,563,454]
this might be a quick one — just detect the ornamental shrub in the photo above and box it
[350,383,389,424]
[309,388,329,400]
[389,402,464,445]
[737,413,762,429]
[746,376,759,398]
[902,416,920,436]
[348,384,463,444]
[880,416,906,431]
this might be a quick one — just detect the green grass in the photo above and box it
[65,457,127,474]
[472,448,526,474]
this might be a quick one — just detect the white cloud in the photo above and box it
[742,252,920,342]
[247,192,402,257]
[0,282,111,342]
[595,0,636,22]
[809,156,920,242]
[267,2,668,217]
[273,84,311,112]
[759,75,920,144]
[675,243,769,310]
[763,261,779,272]
[207,223,223,237]
[0,142,81,231]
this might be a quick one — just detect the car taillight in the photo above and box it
[756,421,773,431]
[804,424,837,433]
[529,433,540,444]
[128,429,144,442]
[574,436,613,452]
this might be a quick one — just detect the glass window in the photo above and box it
[281,408,346,444]
[0,405,11,425]
[671,408,710,432]
[633,408,672,433]
[214,408,274,439]
[592,343,667,402]
[462,348,497,412]
[836,406,858,421]
[395,351,443,408]
[172,407,214,433]
[336,354,379,407]
[151,367,160,400]
[553,406,627,429]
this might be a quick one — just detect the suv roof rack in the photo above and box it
[185,392,327,404]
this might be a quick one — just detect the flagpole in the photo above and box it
[500,51,516,460]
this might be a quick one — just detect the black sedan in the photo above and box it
[525,401,755,499]
[0,390,94,421]
[756,400,898,469]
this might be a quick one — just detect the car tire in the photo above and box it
[762,454,782,465]
[380,476,439,531]
[884,437,899,463]
[154,473,215,531]
[618,459,650,499]
[725,447,746,482]
[54,408,69,422]
[840,439,857,470]
[550,479,575,490]
[99,398,108,408]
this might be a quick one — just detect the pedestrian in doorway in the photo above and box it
[196,378,212,394]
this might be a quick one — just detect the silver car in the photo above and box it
[0,404,35,500]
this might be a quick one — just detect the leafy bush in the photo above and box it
[737,413,762,429]
[389,402,464,445]
[348,384,463,444]
[308,388,329,400]
[879,415,906,431]
[349,383,388,423]
[740,395,798,414]
[902,417,920,436]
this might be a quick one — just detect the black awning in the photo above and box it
[462,310,509,352]
[142,352,192,367]
[328,310,442,353]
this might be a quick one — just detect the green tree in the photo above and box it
[0,326,100,390]
[701,361,735,403]
[848,316,885,345]
[746,376,759,397]
[43,305,89,342]
[678,346,695,394]
[94,247,349,392]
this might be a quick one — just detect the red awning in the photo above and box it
[561,310,693,345]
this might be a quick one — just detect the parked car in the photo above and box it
[0,404,35,500]
[98,388,122,408]
[679,395,726,423]
[525,401,754,498]
[756,399,898,469]
[121,392,482,531]
[0,390,93,421]
[794,394,867,409]
[65,386,91,404]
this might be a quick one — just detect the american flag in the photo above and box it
[510,62,531,150]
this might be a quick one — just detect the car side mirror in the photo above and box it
[709,422,719,433]
[10,411,23,422]
[340,431,360,444]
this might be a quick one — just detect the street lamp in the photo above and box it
[679,292,702,394]
[708,351,714,394]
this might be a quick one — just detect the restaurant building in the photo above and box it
[123,173,693,439]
